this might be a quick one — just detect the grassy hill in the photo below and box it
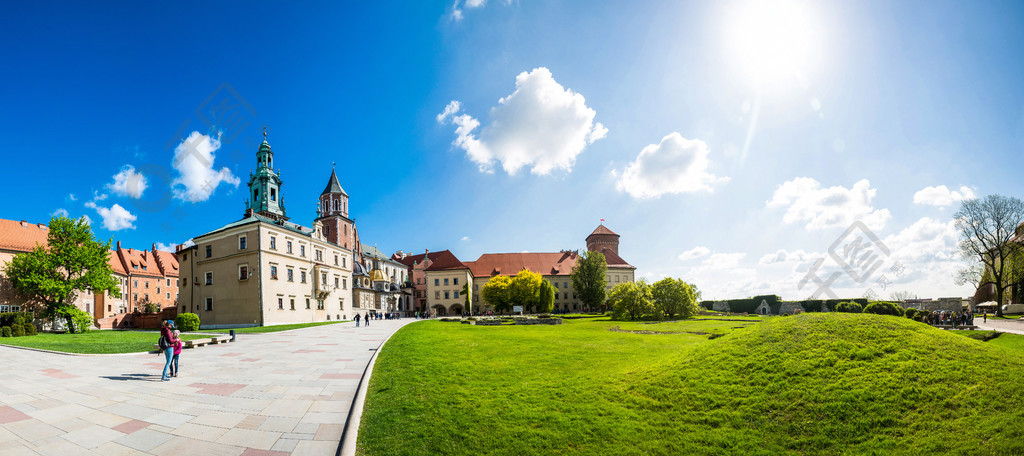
[357,314,1024,455]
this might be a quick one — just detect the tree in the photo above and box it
[509,269,543,312]
[481,275,513,314]
[572,250,607,312]
[889,291,918,302]
[651,278,699,320]
[2,216,120,332]
[954,195,1024,317]
[609,280,653,321]
[463,282,472,314]
[864,301,904,317]
[537,280,555,314]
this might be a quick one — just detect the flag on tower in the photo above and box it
[600,218,605,222]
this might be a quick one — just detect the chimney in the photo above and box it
[116,240,121,249]
[425,248,429,255]
[152,243,156,251]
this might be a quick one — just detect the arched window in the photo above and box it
[334,200,339,211]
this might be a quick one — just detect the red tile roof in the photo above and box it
[423,250,470,271]
[588,224,618,237]
[108,251,128,276]
[598,248,634,268]
[464,251,579,277]
[153,249,179,277]
[119,247,163,277]
[0,219,49,252]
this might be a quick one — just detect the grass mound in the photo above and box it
[357,314,1024,455]
[629,313,1024,454]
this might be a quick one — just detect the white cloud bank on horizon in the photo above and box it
[767,177,891,231]
[438,67,607,176]
[85,201,137,231]
[614,132,729,198]
[107,165,148,199]
[677,246,711,261]
[171,131,240,202]
[913,185,975,208]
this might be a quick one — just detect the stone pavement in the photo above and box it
[974,317,1024,335]
[0,319,414,455]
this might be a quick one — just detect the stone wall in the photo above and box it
[778,302,805,315]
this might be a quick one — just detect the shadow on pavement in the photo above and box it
[100,373,162,382]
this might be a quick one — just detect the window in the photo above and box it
[278,298,284,310]
[300,245,305,257]
[145,282,149,289]
[205,297,213,311]
[454,291,460,298]
[444,291,450,299]
[183,253,188,260]
[206,245,212,258]
[133,293,137,301]
[205,272,213,285]
[144,293,149,301]
[334,255,338,265]
[166,292,170,299]
[271,265,278,279]
[554,281,559,288]
[290,299,295,310]
[316,250,322,261]
[239,236,247,250]
[321,272,327,285]
[343,278,347,289]
[564,282,568,288]
[434,278,439,286]
[564,293,569,300]
[335,277,339,288]
[157,287,161,294]
[474,284,479,291]
[342,257,346,267]
[306,298,311,309]
[300,271,307,283]
[271,188,276,201]
[435,291,440,299]
[239,265,248,280]
[454,278,459,285]
[270,236,277,249]
[287,241,293,253]
[166,278,171,286]
[287,269,294,282]
[444,278,449,286]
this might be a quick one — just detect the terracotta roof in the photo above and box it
[393,250,450,268]
[153,249,179,277]
[599,248,634,268]
[424,250,470,271]
[0,218,49,252]
[464,251,579,277]
[108,251,128,276]
[119,247,163,277]
[588,224,619,237]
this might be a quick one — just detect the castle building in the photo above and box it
[409,224,636,316]
[175,133,405,328]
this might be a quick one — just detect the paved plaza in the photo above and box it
[0,319,414,456]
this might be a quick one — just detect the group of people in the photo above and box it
[159,320,182,381]
[925,310,977,327]
[354,312,401,326]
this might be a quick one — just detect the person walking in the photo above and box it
[170,330,182,378]
[355,313,361,327]
[159,321,174,381]
[984,312,987,323]
[364,312,370,327]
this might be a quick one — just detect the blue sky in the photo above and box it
[3,1,1023,300]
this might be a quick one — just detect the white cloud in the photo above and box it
[461,236,470,241]
[913,185,975,208]
[67,193,77,202]
[155,242,178,252]
[703,252,746,268]
[81,215,92,226]
[85,202,137,231]
[171,131,240,202]
[51,208,69,218]
[107,165,148,199]
[93,190,108,202]
[438,67,606,175]
[759,249,817,265]
[767,177,891,231]
[615,132,729,198]
[678,246,711,261]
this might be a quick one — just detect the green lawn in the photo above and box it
[357,314,1024,455]
[204,320,347,334]
[0,330,211,354]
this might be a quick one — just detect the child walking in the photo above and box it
[170,330,182,378]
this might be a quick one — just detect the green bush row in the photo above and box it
[0,322,38,337]
[700,297,869,313]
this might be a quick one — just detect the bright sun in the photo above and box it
[726,0,822,88]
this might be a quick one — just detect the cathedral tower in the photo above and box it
[316,166,356,250]
[245,130,287,221]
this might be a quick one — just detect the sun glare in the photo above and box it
[726,0,822,88]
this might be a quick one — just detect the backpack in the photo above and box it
[158,335,169,350]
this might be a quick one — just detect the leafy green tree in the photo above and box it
[955,194,1024,317]
[652,278,699,320]
[864,301,904,317]
[2,216,119,332]
[835,301,863,313]
[509,270,543,312]
[572,250,607,311]
[537,280,555,314]
[609,280,653,321]
[481,275,513,314]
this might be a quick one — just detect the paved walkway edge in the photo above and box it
[337,321,411,456]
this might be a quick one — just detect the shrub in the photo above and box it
[176,313,201,332]
[143,301,159,314]
[22,322,37,336]
[835,302,863,313]
[1,326,10,337]
[904,308,918,320]
[864,301,904,317]
[11,324,25,337]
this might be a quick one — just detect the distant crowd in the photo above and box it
[924,310,976,327]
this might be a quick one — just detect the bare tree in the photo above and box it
[954,195,1024,317]
[889,290,918,302]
